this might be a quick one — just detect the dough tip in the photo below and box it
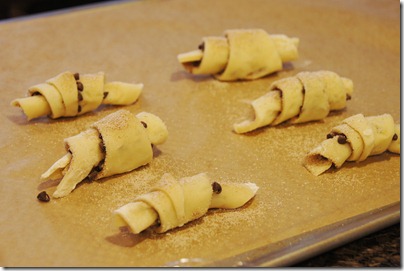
[136,112,168,145]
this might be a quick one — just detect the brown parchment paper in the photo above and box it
[0,0,400,267]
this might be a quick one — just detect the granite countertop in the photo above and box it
[295,223,400,267]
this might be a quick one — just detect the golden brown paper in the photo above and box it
[0,0,399,267]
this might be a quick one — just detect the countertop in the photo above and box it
[296,223,400,267]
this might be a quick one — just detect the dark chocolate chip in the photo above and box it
[326,132,335,139]
[198,43,205,51]
[76,81,83,91]
[141,121,148,128]
[346,94,351,100]
[393,134,398,141]
[87,170,98,181]
[337,134,347,144]
[78,105,82,113]
[78,91,83,101]
[37,191,50,202]
[96,159,105,171]
[87,161,104,181]
[103,92,109,99]
[99,142,106,152]
[212,182,222,194]
[74,73,80,80]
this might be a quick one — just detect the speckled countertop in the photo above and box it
[295,223,400,267]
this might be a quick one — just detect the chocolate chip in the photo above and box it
[326,132,335,139]
[98,135,106,152]
[78,92,83,101]
[95,159,104,171]
[103,92,109,99]
[212,182,222,194]
[78,105,82,113]
[74,73,80,80]
[86,162,103,181]
[198,43,205,51]
[393,134,398,141]
[346,94,351,100]
[37,191,50,202]
[141,121,147,128]
[87,170,98,181]
[99,142,106,152]
[76,81,83,91]
[337,134,347,144]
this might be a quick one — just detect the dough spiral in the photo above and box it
[11,71,143,120]
[303,113,400,176]
[178,29,299,81]
[234,71,354,133]
[114,173,259,234]
[41,109,168,198]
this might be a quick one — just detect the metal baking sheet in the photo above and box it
[0,0,400,267]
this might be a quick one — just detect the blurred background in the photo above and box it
[0,0,116,20]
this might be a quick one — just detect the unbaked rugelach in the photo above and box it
[11,71,143,120]
[114,172,258,234]
[177,29,299,81]
[303,113,400,176]
[234,71,353,133]
[41,109,168,198]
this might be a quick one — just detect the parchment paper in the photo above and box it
[0,0,400,267]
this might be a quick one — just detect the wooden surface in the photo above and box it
[0,0,400,267]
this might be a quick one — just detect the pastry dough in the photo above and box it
[177,29,299,81]
[11,71,143,120]
[41,109,168,198]
[303,113,400,176]
[114,173,258,234]
[234,71,354,133]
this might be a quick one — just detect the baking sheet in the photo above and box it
[0,0,400,267]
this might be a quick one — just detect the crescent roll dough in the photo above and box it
[114,172,259,234]
[177,29,299,81]
[41,109,168,198]
[303,113,400,176]
[11,71,143,120]
[234,71,354,133]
